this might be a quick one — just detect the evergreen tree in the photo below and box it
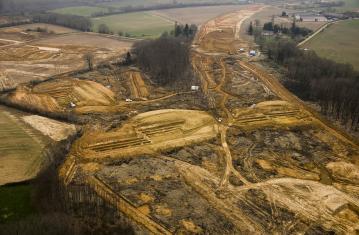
[247,22,253,35]
[175,24,182,37]
[184,24,189,37]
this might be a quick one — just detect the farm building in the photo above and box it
[301,15,328,22]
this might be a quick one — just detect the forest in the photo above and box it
[257,38,359,131]
[133,29,196,88]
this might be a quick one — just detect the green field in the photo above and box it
[304,19,359,70]
[98,0,172,8]
[92,12,175,38]
[0,107,48,186]
[0,184,35,223]
[97,0,234,9]
[50,6,108,17]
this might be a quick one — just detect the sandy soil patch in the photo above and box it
[0,33,133,91]
[5,78,116,113]
[34,33,133,50]
[36,46,61,52]
[22,115,76,141]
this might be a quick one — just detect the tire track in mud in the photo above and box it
[238,60,359,147]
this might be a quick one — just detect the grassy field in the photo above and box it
[50,6,108,17]
[98,0,171,8]
[92,11,174,38]
[0,184,35,223]
[0,107,48,186]
[303,19,359,70]
[152,5,245,25]
[97,0,236,9]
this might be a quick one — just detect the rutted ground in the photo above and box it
[58,5,359,234]
[0,26,133,91]
[2,5,359,234]
[4,78,116,113]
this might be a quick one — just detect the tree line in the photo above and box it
[257,38,359,131]
[32,12,92,31]
[248,20,312,38]
[173,23,197,38]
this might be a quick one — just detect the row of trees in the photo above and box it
[173,23,197,38]
[133,36,194,87]
[263,21,312,37]
[258,38,359,130]
[32,13,92,31]
[248,20,312,38]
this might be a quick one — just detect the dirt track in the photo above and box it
[238,60,359,147]
[55,5,359,234]
[188,5,359,233]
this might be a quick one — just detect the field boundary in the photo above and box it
[297,20,342,47]
[87,175,172,235]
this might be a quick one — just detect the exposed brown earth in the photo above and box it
[4,78,116,113]
[1,6,358,234]
[55,5,359,234]
[0,27,133,91]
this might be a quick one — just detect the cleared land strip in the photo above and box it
[87,176,172,235]
[238,60,359,147]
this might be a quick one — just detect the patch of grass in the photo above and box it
[0,108,48,186]
[50,6,108,17]
[0,184,35,224]
[304,19,359,70]
[97,0,172,9]
[96,0,236,9]
[92,12,174,38]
